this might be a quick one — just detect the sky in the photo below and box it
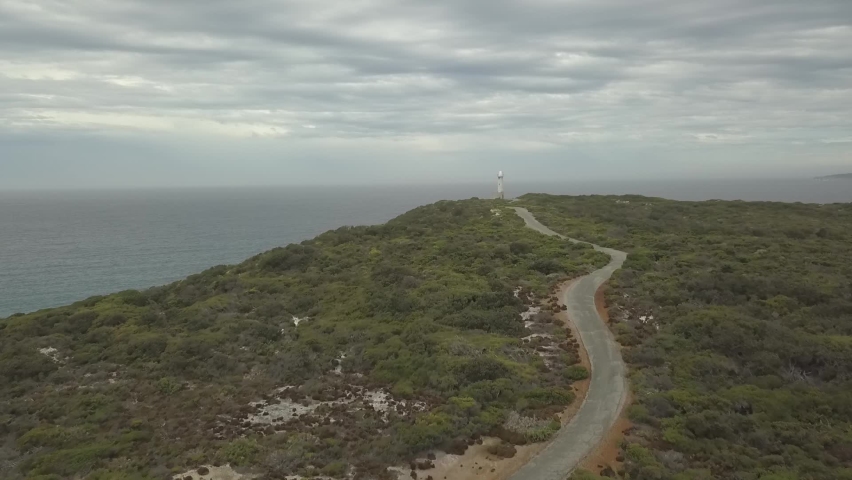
[1,0,851,189]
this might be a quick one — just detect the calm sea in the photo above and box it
[1,179,850,317]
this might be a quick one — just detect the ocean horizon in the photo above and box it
[2,178,850,317]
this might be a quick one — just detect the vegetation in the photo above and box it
[521,194,852,480]
[0,199,608,479]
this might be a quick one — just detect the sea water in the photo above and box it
[1,179,849,317]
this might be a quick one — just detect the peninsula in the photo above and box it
[815,173,852,180]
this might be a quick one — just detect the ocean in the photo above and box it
[1,178,850,317]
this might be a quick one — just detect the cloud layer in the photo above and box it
[2,0,851,186]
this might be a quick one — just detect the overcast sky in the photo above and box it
[2,0,851,189]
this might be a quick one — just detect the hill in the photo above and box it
[518,194,852,480]
[0,199,609,480]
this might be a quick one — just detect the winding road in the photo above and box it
[510,208,628,480]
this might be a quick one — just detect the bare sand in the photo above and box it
[172,465,258,480]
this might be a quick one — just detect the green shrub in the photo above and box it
[562,365,590,381]
[221,438,262,466]
[525,420,560,442]
[157,376,182,395]
[321,461,348,476]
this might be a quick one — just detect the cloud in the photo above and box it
[1,0,851,186]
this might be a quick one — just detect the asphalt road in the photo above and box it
[509,208,628,480]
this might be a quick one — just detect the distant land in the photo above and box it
[816,173,852,180]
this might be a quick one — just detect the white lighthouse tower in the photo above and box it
[497,171,504,199]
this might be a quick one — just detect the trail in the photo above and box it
[509,208,628,480]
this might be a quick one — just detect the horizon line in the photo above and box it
[0,174,835,193]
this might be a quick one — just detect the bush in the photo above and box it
[509,242,533,255]
[522,387,575,409]
[220,438,261,466]
[157,377,182,396]
[321,461,347,476]
[455,358,512,384]
[531,259,562,275]
[487,443,517,458]
[525,420,560,442]
[562,365,590,381]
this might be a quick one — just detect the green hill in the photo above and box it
[0,199,608,480]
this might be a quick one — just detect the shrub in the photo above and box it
[455,358,511,384]
[221,438,262,466]
[525,420,560,442]
[531,259,562,275]
[157,377,182,396]
[509,242,533,255]
[487,443,517,458]
[562,365,590,381]
[322,461,347,476]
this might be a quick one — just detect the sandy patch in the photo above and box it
[405,438,549,480]
[333,352,347,375]
[239,386,427,431]
[172,465,258,480]
[520,306,541,328]
[247,398,320,425]
[38,347,63,363]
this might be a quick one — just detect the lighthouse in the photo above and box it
[497,171,504,199]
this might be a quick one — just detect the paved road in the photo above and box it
[509,208,628,480]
